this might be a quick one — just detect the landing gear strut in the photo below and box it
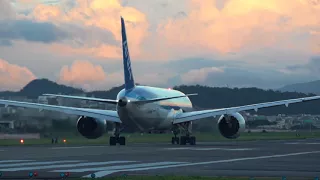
[171,122,196,145]
[171,125,180,144]
[109,123,126,146]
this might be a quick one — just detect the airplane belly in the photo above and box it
[157,108,181,129]
[118,103,179,131]
[126,104,162,130]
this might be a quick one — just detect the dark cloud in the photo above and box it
[162,58,246,73]
[286,56,320,74]
[173,11,187,19]
[61,24,118,47]
[0,19,118,46]
[0,20,69,43]
[156,57,316,89]
[178,66,311,90]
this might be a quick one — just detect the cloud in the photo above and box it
[0,0,16,20]
[0,58,36,91]
[284,56,320,75]
[26,0,149,59]
[181,67,224,84]
[11,0,320,61]
[58,60,108,91]
[0,40,12,46]
[0,20,69,44]
[155,0,320,59]
[310,29,320,53]
[0,0,319,91]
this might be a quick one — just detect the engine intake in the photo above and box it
[217,112,246,139]
[76,116,106,139]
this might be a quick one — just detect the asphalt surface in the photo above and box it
[0,139,320,179]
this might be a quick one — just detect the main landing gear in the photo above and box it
[171,122,196,145]
[109,123,126,146]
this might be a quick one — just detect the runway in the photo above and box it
[0,139,320,179]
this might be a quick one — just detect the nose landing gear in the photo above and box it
[109,123,126,146]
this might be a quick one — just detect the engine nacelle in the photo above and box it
[76,116,107,139]
[217,112,246,139]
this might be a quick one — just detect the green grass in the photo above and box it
[75,175,307,180]
[0,131,319,146]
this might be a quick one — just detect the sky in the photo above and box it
[0,0,319,92]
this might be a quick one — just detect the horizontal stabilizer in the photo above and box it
[132,93,198,104]
[43,94,118,105]
[43,93,197,105]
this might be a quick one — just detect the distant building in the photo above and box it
[38,96,48,104]
[0,121,14,129]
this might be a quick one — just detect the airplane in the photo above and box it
[0,17,320,146]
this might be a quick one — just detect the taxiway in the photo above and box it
[0,139,319,179]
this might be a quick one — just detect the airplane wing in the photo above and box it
[0,99,121,123]
[43,94,118,105]
[173,95,320,124]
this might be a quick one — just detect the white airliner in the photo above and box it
[0,17,320,146]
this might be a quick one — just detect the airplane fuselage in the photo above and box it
[116,86,193,131]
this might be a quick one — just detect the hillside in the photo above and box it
[279,80,320,95]
[0,79,84,99]
[1,79,320,115]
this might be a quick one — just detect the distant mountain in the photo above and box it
[278,80,320,95]
[0,79,84,99]
[20,79,84,98]
[1,79,320,115]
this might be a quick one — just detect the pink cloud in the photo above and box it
[0,58,36,91]
[57,60,124,91]
[181,67,224,84]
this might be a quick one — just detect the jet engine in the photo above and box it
[217,112,246,139]
[76,116,107,139]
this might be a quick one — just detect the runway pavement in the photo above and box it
[0,139,320,179]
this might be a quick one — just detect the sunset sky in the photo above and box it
[0,0,319,91]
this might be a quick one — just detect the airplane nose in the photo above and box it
[118,98,128,107]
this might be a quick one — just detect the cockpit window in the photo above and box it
[137,96,146,100]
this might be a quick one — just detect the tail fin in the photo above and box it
[121,16,135,90]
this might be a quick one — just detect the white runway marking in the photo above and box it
[285,142,320,145]
[164,147,192,150]
[164,147,255,151]
[50,146,108,149]
[83,150,320,178]
[224,148,255,151]
[0,161,136,171]
[0,160,82,168]
[0,160,34,163]
[51,161,187,173]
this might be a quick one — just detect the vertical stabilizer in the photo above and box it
[121,16,135,90]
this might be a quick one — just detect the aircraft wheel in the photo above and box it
[180,136,187,145]
[175,137,180,144]
[109,137,116,146]
[171,137,179,144]
[119,136,126,145]
[190,136,196,145]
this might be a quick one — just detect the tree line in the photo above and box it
[1,79,320,115]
